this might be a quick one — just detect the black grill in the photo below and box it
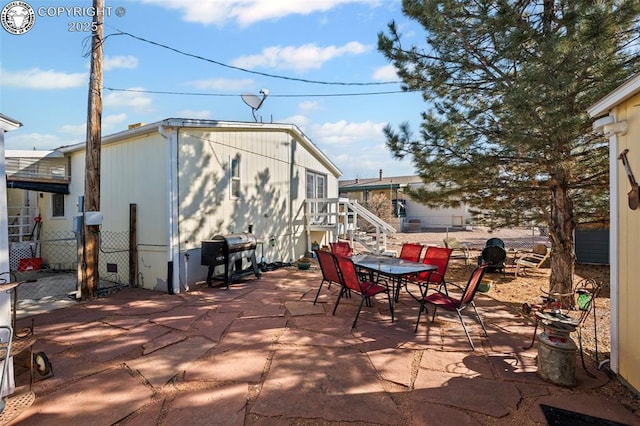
[201,233,261,288]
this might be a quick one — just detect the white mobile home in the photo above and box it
[39,119,341,293]
[339,172,473,231]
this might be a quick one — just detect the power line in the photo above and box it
[103,86,418,97]
[104,27,402,87]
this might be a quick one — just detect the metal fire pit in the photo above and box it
[201,233,261,289]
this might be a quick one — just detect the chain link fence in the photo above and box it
[6,229,131,300]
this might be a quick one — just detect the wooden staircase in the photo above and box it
[304,197,396,254]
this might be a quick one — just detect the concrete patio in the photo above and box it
[1,264,638,425]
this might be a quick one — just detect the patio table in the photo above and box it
[352,254,436,312]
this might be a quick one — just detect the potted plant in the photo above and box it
[297,257,313,270]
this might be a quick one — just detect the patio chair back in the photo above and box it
[459,264,488,307]
[399,243,424,262]
[334,255,363,293]
[330,241,353,257]
[414,246,453,284]
[313,249,342,304]
[333,255,393,328]
[415,264,489,350]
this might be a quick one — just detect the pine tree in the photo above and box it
[378,0,640,297]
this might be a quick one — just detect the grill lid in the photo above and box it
[211,233,257,250]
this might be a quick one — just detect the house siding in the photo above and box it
[612,91,640,393]
[41,120,339,293]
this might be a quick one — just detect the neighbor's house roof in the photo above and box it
[58,118,342,178]
[340,175,423,191]
[588,73,640,118]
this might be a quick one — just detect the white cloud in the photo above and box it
[298,101,321,112]
[232,42,370,72]
[177,109,212,119]
[59,114,128,137]
[279,114,310,129]
[372,64,398,81]
[103,55,139,71]
[310,119,386,145]
[141,0,382,26]
[5,132,62,150]
[185,78,254,91]
[104,88,153,111]
[0,67,85,89]
[59,123,85,136]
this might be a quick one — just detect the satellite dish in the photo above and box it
[241,89,269,122]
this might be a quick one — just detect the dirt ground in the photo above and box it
[382,229,610,358]
[380,229,640,413]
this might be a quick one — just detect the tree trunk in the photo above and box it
[547,166,576,308]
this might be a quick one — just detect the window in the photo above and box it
[306,171,327,223]
[52,193,65,217]
[230,156,241,199]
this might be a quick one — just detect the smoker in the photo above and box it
[201,233,261,289]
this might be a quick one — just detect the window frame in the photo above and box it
[230,156,241,199]
[51,193,65,218]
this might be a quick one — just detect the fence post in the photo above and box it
[129,204,137,287]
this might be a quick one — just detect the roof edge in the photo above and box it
[588,74,640,118]
[56,118,342,177]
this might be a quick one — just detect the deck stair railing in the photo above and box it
[304,197,395,254]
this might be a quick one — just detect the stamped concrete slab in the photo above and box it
[189,311,239,341]
[102,315,150,330]
[142,330,187,355]
[216,317,286,348]
[278,328,361,348]
[12,368,154,425]
[187,343,272,382]
[46,321,124,346]
[119,296,185,315]
[163,383,248,426]
[413,372,521,418]
[126,336,215,388]
[419,350,494,378]
[284,301,325,316]
[73,322,169,362]
[118,398,165,426]
[411,402,482,425]
[366,348,416,387]
[149,305,210,331]
[488,353,548,386]
[252,346,404,424]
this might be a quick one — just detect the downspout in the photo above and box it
[593,114,627,374]
[159,124,180,294]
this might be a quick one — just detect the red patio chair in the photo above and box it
[415,264,489,350]
[330,241,353,257]
[415,246,453,287]
[333,255,393,328]
[313,249,342,304]
[399,242,424,262]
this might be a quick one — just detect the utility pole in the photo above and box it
[82,0,104,299]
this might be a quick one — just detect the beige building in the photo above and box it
[339,171,472,231]
[588,74,640,394]
[8,119,341,293]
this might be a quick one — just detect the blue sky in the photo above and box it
[1,0,426,179]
